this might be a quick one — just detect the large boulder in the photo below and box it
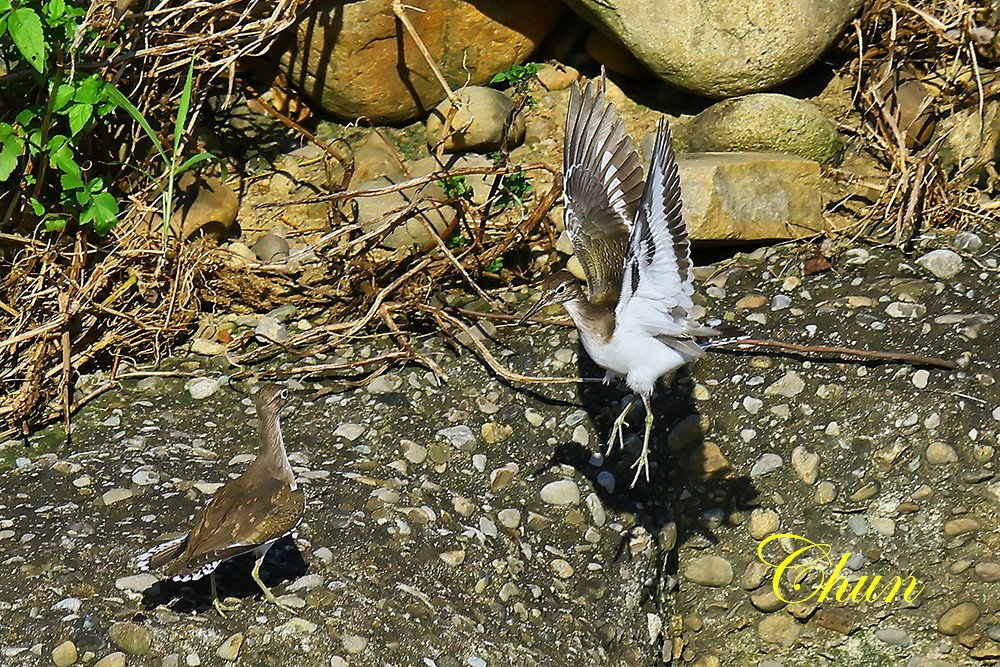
[280,0,563,124]
[681,94,843,166]
[562,0,863,97]
[677,153,828,243]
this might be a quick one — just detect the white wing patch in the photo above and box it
[615,118,696,336]
[136,535,187,571]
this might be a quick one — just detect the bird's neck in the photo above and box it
[564,296,615,344]
[250,411,295,484]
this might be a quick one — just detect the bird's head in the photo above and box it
[253,383,291,414]
[518,270,583,324]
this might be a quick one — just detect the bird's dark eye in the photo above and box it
[279,388,289,400]
[555,284,566,294]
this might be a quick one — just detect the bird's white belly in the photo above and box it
[581,328,689,396]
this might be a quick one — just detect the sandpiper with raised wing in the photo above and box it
[520,80,736,486]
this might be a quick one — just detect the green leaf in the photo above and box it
[176,151,214,173]
[68,103,93,136]
[173,58,196,158]
[44,217,67,232]
[73,75,105,104]
[0,133,25,181]
[8,8,47,73]
[89,191,118,234]
[0,0,13,14]
[60,170,84,190]
[0,122,12,141]
[53,83,74,111]
[105,83,168,163]
[16,107,38,126]
[44,0,65,24]
[29,197,45,216]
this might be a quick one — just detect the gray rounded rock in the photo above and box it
[684,94,842,165]
[426,87,525,153]
[561,0,862,97]
[540,479,581,506]
[916,249,963,280]
[683,555,734,587]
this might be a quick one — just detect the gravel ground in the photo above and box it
[1,231,997,667]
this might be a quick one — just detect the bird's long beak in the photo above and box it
[518,297,548,326]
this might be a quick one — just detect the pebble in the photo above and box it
[814,481,837,504]
[943,517,979,536]
[254,315,288,342]
[440,550,466,567]
[912,369,929,389]
[540,479,580,506]
[341,634,368,655]
[185,377,222,400]
[690,442,731,477]
[952,231,982,252]
[876,627,912,646]
[109,622,151,656]
[287,574,324,592]
[189,338,226,356]
[585,493,606,527]
[790,446,819,484]
[764,371,805,398]
[403,441,427,464]
[102,488,134,506]
[215,634,243,661]
[436,425,477,451]
[550,559,574,578]
[52,641,78,667]
[937,601,980,635]
[926,442,958,464]
[115,573,157,593]
[334,423,366,441]
[497,509,521,529]
[750,587,787,612]
[94,653,125,667]
[683,555,733,587]
[748,509,779,540]
[276,618,318,636]
[750,453,783,477]
[974,562,1000,582]
[916,248,963,279]
[757,614,801,647]
[596,470,615,494]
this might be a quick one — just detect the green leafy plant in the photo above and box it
[490,62,539,88]
[0,0,211,238]
[495,170,532,210]
[438,174,473,201]
[446,232,466,248]
[483,256,504,273]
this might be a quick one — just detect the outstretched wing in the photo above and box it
[563,80,645,306]
[615,118,699,337]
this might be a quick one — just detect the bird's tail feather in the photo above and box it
[136,534,188,572]
[697,323,750,349]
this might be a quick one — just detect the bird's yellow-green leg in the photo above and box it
[210,573,239,616]
[630,394,655,487]
[606,399,633,456]
[251,553,293,612]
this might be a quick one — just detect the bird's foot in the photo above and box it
[629,396,655,488]
[262,589,296,613]
[602,371,616,387]
[251,556,294,613]
[605,399,633,456]
[213,596,240,617]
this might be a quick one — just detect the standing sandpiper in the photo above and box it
[521,80,735,486]
[136,383,304,614]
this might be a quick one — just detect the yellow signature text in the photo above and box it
[757,533,924,605]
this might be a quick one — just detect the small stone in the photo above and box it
[683,555,733,587]
[114,573,157,593]
[334,423,366,441]
[690,442,731,477]
[497,509,521,529]
[535,62,579,91]
[750,453,783,477]
[926,442,958,464]
[814,480,837,504]
[109,622,151,656]
[757,614,801,647]
[52,641,78,667]
[750,587,787,612]
[916,248,963,279]
[815,609,855,635]
[252,234,289,263]
[937,601,980,635]
[668,414,708,450]
[215,634,243,662]
[765,371,805,398]
[287,574,324,592]
[876,627,912,647]
[943,517,980,536]
[94,653,126,667]
[436,425,477,452]
[912,369,929,389]
[481,422,513,444]
[790,446,819,484]
[748,509,779,540]
[550,559,574,578]
[596,470,615,493]
[102,488,134,506]
[276,618,317,636]
[341,635,368,655]
[540,479,580,506]
[973,562,1000,582]
[425,87,525,152]
[185,377,221,400]
[402,441,427,464]
[254,315,288,343]
[189,338,226,356]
